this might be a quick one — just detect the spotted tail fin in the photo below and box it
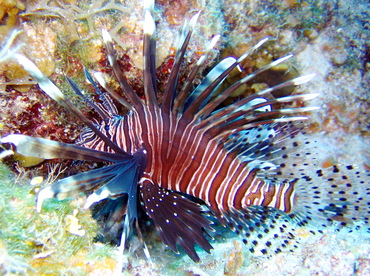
[290,165,370,230]
[218,122,369,256]
[241,124,370,230]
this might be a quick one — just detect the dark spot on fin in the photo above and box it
[221,206,298,256]
[292,165,370,230]
[140,181,213,262]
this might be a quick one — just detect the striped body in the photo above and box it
[81,105,295,219]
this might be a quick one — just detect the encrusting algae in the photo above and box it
[0,0,369,275]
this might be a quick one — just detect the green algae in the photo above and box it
[0,162,117,275]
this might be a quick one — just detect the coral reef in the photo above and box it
[0,0,224,148]
[0,0,369,275]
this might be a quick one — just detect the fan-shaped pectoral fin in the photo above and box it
[140,180,214,262]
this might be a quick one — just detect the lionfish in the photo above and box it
[1,0,369,262]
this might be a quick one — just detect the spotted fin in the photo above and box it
[221,206,299,255]
[226,122,318,182]
[140,181,213,262]
[233,123,370,230]
[225,124,278,170]
[291,165,370,230]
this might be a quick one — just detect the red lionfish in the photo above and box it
[1,0,370,262]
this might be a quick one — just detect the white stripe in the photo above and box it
[173,126,204,191]
[188,140,219,196]
[240,177,260,208]
[278,184,291,212]
[224,164,249,208]
[265,184,279,209]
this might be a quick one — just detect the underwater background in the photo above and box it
[0,0,369,275]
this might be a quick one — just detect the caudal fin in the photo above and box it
[290,164,370,230]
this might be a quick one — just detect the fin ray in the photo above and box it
[143,5,158,106]
[220,206,298,255]
[140,181,213,262]
[14,54,125,154]
[101,29,143,108]
[1,134,132,162]
[162,12,200,112]
[36,162,138,212]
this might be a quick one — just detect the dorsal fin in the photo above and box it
[162,11,200,113]
[102,29,143,109]
[183,57,235,113]
[181,38,270,118]
[13,54,126,154]
[173,34,220,115]
[143,0,158,106]
[83,68,118,117]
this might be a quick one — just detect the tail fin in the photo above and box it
[291,164,370,230]
[247,122,370,231]
[225,122,370,256]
